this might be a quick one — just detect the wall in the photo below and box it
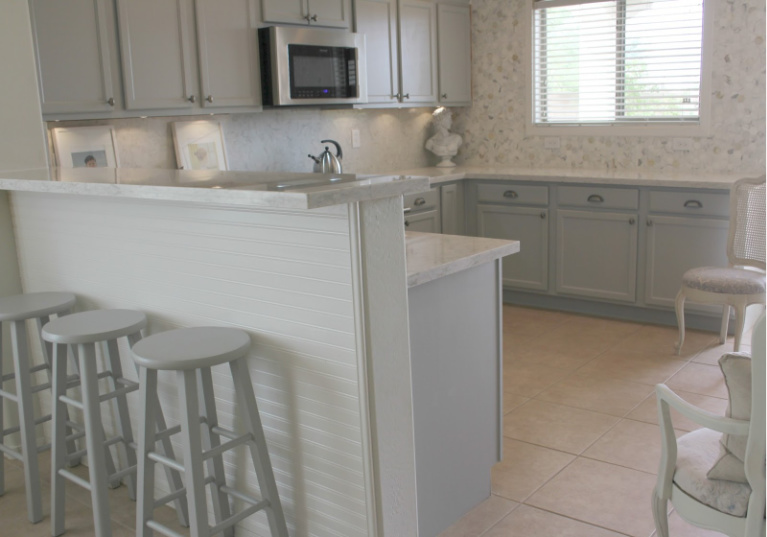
[457,0,766,175]
[48,107,436,174]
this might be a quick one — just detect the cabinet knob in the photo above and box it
[305,13,317,21]
[206,95,213,103]
[188,95,196,103]
[629,218,636,225]
[540,212,546,219]
[107,97,115,107]
[403,93,410,99]
[394,93,402,100]
[414,197,426,207]
[647,218,653,226]
[405,220,410,227]
[503,190,518,199]
[441,93,448,99]
[683,199,703,209]
[587,194,604,203]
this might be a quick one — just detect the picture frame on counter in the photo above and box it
[171,120,228,171]
[51,126,119,168]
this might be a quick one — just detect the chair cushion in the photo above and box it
[674,428,751,517]
[682,266,766,295]
[707,353,752,483]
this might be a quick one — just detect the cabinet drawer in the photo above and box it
[648,190,729,218]
[477,184,549,206]
[404,189,439,212]
[558,186,639,210]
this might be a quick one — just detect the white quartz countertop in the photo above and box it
[387,165,749,190]
[0,168,430,209]
[406,231,520,288]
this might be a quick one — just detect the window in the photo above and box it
[532,0,707,130]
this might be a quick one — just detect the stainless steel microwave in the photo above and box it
[258,26,367,106]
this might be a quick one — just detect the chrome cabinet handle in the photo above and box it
[403,207,412,214]
[188,95,196,103]
[414,197,426,207]
[404,220,410,227]
[647,218,653,226]
[540,212,546,219]
[503,190,518,199]
[206,95,213,103]
[394,93,402,100]
[311,14,318,21]
[107,97,115,106]
[403,93,410,99]
[587,194,604,203]
[629,218,636,225]
[441,93,448,99]
[684,199,703,209]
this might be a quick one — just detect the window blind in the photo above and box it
[533,0,704,126]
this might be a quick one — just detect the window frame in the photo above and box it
[525,0,714,137]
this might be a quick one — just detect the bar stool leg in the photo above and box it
[78,342,113,537]
[127,332,189,528]
[230,358,289,537]
[51,343,69,537]
[178,369,210,537]
[105,338,137,500]
[10,319,43,523]
[197,367,234,537]
[136,367,158,537]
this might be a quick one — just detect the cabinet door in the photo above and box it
[262,0,308,25]
[196,0,261,109]
[116,0,197,110]
[440,183,465,235]
[355,0,400,103]
[437,3,471,105]
[399,0,438,103]
[308,0,351,28]
[478,205,549,291]
[30,0,121,115]
[406,210,441,233]
[645,215,729,311]
[556,210,638,302]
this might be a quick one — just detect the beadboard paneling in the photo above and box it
[10,192,369,537]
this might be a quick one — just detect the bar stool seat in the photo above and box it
[0,291,76,523]
[44,309,188,537]
[132,326,289,537]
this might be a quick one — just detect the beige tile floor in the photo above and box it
[0,305,753,536]
[440,304,754,537]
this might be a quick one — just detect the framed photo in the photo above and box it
[51,126,119,168]
[171,120,228,171]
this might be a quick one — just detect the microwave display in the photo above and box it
[288,44,357,99]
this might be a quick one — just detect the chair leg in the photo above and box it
[197,367,234,537]
[720,305,731,345]
[675,290,686,356]
[104,338,137,500]
[136,367,158,537]
[10,319,43,523]
[78,343,113,537]
[178,369,210,537]
[651,489,669,537]
[51,343,69,537]
[732,304,747,352]
[230,358,289,537]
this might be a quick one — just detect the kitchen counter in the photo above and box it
[387,165,746,189]
[0,167,430,209]
[406,231,519,288]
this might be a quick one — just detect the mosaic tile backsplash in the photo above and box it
[47,0,765,176]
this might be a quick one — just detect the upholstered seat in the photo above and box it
[682,267,766,296]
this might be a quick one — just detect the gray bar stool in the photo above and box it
[131,326,289,537]
[0,291,77,523]
[43,309,188,537]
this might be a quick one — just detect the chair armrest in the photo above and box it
[656,384,749,436]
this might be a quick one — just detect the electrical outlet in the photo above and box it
[351,129,361,148]
[544,137,561,150]
[672,138,693,151]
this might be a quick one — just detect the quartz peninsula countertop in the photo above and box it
[0,167,430,209]
[387,165,748,190]
[406,231,520,288]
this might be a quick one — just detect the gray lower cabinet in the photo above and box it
[404,189,441,232]
[555,209,638,302]
[478,205,548,291]
[406,209,441,232]
[440,182,465,235]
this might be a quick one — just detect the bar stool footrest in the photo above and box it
[146,520,186,537]
[148,451,186,474]
[58,468,92,491]
[0,443,23,461]
[154,487,187,510]
[211,487,270,536]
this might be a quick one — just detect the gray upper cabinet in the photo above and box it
[29,0,122,115]
[399,0,439,104]
[262,0,351,28]
[116,0,198,110]
[195,0,261,109]
[355,0,400,104]
[437,3,471,106]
